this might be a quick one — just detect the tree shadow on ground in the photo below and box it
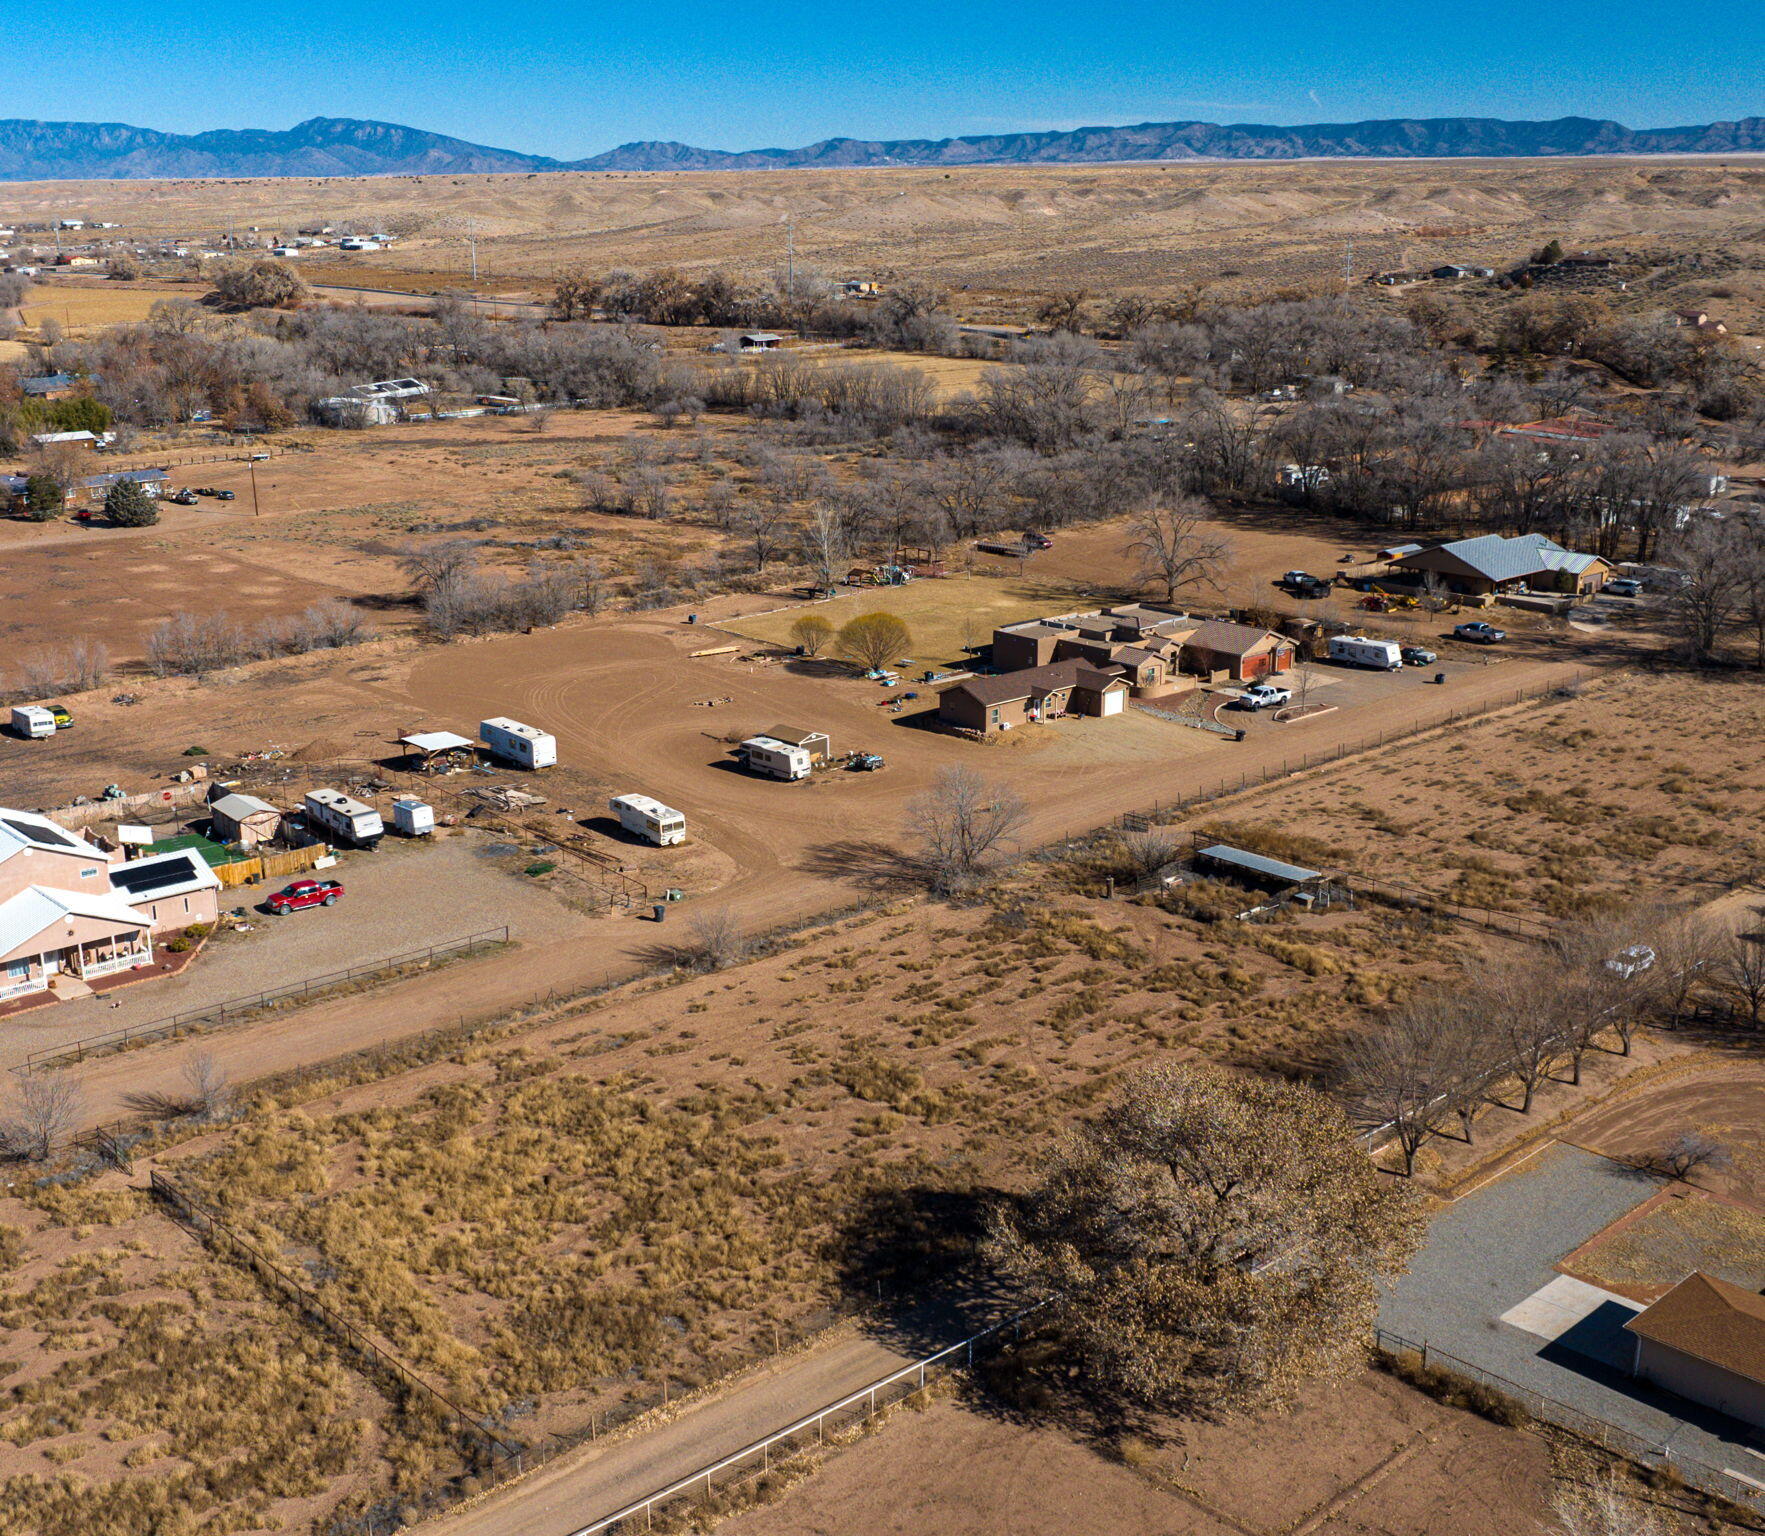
[121,1090,195,1118]
[798,838,934,893]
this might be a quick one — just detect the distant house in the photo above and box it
[30,430,100,449]
[1625,1272,1765,1430]
[350,377,431,402]
[739,332,783,352]
[20,373,78,399]
[1559,252,1613,269]
[939,661,1130,735]
[1674,310,1728,335]
[1391,533,1612,596]
[79,468,168,499]
[1495,417,1625,445]
[1431,265,1475,280]
[990,606,1292,687]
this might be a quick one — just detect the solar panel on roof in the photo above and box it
[3,816,77,850]
[111,856,197,895]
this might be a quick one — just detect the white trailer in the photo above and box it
[739,736,812,781]
[390,796,435,837]
[9,706,56,740]
[1327,635,1403,671]
[303,789,384,848]
[479,717,557,770]
[610,794,686,846]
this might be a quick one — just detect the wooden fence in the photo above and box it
[212,844,331,888]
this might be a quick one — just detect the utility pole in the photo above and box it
[248,459,260,518]
[1345,238,1354,291]
[786,218,795,307]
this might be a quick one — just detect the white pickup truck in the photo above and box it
[1237,683,1292,711]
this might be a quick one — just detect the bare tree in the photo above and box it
[677,907,747,972]
[1117,826,1183,879]
[799,501,848,590]
[397,539,481,594]
[905,767,1029,893]
[1547,1476,1680,1536]
[1662,517,1744,662]
[1,1075,81,1161]
[984,1064,1423,1415]
[181,1052,234,1121]
[1481,959,1565,1112]
[1124,497,1229,605]
[1341,997,1491,1175]
[1627,1132,1731,1185]
[1718,914,1765,1029]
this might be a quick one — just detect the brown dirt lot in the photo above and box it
[720,1372,1556,1536]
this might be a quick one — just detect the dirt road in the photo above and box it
[422,1325,930,1536]
[35,624,1583,1136]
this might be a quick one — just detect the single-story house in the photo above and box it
[208,791,283,848]
[739,332,783,352]
[80,468,168,500]
[30,429,100,449]
[939,661,1129,735]
[0,809,149,1001]
[1391,533,1612,597]
[1674,311,1728,335]
[1178,621,1296,682]
[20,373,78,399]
[1625,1271,1765,1430]
[107,849,222,935]
[992,622,1075,672]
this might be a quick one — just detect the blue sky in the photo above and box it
[2,0,1760,157]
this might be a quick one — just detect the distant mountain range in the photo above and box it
[2,113,1764,181]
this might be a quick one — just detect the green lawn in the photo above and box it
[722,573,1097,670]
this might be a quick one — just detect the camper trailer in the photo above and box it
[390,797,435,837]
[479,717,557,770]
[739,736,812,781]
[609,794,686,846]
[303,789,384,848]
[9,705,57,740]
[1327,635,1403,672]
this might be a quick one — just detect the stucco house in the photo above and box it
[0,809,219,1004]
[1626,1271,1765,1430]
[991,606,1291,688]
[939,661,1130,735]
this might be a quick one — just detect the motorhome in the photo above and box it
[302,789,384,848]
[609,794,686,846]
[739,736,812,781]
[479,717,557,770]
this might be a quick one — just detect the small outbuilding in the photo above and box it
[208,792,282,849]
[399,730,477,772]
[764,725,831,764]
[1625,1271,1765,1430]
[739,332,783,352]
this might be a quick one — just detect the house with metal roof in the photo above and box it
[1390,533,1612,596]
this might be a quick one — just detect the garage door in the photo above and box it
[1099,691,1125,715]
[1242,654,1271,680]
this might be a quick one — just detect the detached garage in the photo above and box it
[1625,1271,1765,1430]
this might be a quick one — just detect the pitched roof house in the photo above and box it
[939,660,1129,734]
[1626,1271,1765,1430]
[1391,533,1612,596]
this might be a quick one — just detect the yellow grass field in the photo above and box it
[19,281,192,336]
[721,570,1096,668]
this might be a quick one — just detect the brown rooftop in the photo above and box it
[949,660,1128,708]
[1626,1271,1765,1383]
[1182,620,1284,655]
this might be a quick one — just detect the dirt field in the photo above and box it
[16,279,194,338]
[720,1372,1556,1536]
[9,158,1765,310]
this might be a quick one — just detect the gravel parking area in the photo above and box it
[0,830,590,1070]
[1381,1144,1765,1476]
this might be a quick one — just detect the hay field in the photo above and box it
[19,281,193,336]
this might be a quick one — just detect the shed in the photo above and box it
[739,332,783,352]
[764,725,831,764]
[208,792,282,849]
[1194,843,1322,890]
[399,729,476,770]
[1625,1272,1765,1429]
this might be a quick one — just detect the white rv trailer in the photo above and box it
[390,797,435,837]
[303,789,384,848]
[479,717,557,770]
[609,794,686,846]
[9,705,56,739]
[1327,635,1402,671]
[739,736,812,781]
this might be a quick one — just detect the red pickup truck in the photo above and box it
[267,878,343,915]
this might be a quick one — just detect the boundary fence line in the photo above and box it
[149,1171,517,1465]
[1372,1329,1765,1517]
[561,1309,1040,1536]
[15,927,510,1074]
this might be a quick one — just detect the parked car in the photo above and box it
[1453,621,1506,644]
[1282,570,1331,596]
[215,489,236,501]
[193,486,217,496]
[43,704,73,730]
[1604,578,1643,598]
[1237,683,1292,710]
[1400,646,1438,666]
[168,488,198,505]
[266,878,343,915]
[1023,532,1053,550]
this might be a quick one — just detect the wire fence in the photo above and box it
[1371,1329,1765,1517]
[15,927,510,1074]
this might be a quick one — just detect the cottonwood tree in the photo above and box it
[798,501,847,588]
[1480,959,1566,1112]
[834,611,911,673]
[1662,517,1744,662]
[397,539,480,594]
[986,1064,1423,1416]
[789,613,834,656]
[1124,497,1229,605]
[211,258,309,310]
[1719,911,1765,1029]
[905,767,1028,894]
[549,267,603,322]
